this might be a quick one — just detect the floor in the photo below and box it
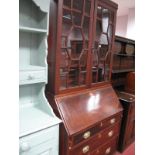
[114,143,135,155]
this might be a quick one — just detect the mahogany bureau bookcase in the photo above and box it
[46,0,123,154]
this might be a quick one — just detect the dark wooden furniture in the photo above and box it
[116,92,135,152]
[125,72,135,94]
[46,0,123,154]
[111,36,135,91]
[47,85,123,155]
[111,36,135,152]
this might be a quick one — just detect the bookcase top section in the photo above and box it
[55,84,122,135]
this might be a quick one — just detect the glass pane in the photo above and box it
[99,34,108,45]
[73,0,84,11]
[102,9,109,33]
[80,50,88,68]
[60,49,69,69]
[73,12,82,26]
[68,27,83,49]
[92,49,98,67]
[62,9,72,36]
[92,6,115,83]
[107,24,113,45]
[92,49,98,83]
[85,0,91,15]
[60,27,88,89]
[97,5,102,18]
[98,45,108,60]
[61,36,67,48]
[83,16,90,42]
[63,0,71,8]
[60,1,93,89]
[96,20,102,41]
[71,40,83,58]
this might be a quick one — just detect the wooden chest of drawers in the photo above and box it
[117,91,135,152]
[46,85,123,155]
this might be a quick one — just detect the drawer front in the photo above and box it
[90,137,118,155]
[95,122,120,148]
[19,70,47,85]
[20,125,59,154]
[70,123,120,155]
[73,114,122,145]
[20,139,58,155]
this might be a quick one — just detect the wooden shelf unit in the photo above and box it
[112,36,135,90]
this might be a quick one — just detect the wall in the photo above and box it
[126,8,135,39]
[115,8,135,40]
[115,15,128,37]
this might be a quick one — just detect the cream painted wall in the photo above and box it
[126,8,135,39]
[115,8,135,40]
[115,15,128,37]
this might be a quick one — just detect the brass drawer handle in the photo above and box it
[82,145,90,154]
[83,131,91,139]
[105,147,111,154]
[110,118,116,124]
[108,130,114,137]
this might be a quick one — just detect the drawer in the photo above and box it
[19,69,47,85]
[19,125,59,154]
[90,137,118,155]
[72,114,122,145]
[70,123,120,155]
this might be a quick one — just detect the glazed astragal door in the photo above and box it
[60,0,93,90]
[92,1,115,83]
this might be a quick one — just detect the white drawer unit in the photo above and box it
[20,125,59,155]
[19,69,47,85]
[19,0,61,155]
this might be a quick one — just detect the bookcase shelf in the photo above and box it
[112,36,135,89]
[19,26,47,33]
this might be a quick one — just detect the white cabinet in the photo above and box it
[20,126,59,155]
[19,0,61,154]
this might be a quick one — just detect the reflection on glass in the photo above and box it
[99,34,108,45]
[83,17,90,41]
[108,24,113,45]
[73,12,82,26]
[92,6,114,83]
[73,0,83,11]
[63,0,71,8]
[85,0,91,15]
[96,20,102,41]
[102,9,109,33]
[97,6,102,18]
[60,2,90,89]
